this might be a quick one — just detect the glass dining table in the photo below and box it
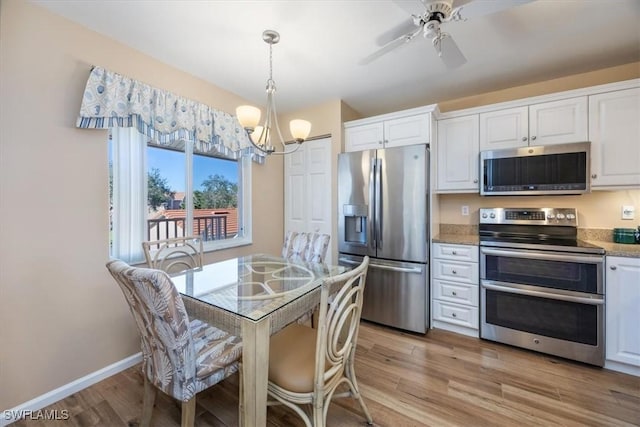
[170,253,348,427]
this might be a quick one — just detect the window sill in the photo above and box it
[203,236,253,253]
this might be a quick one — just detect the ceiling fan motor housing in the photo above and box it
[423,0,454,20]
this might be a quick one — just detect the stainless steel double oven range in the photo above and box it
[479,207,605,366]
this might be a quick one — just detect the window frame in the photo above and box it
[109,128,252,264]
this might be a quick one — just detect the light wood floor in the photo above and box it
[12,321,640,426]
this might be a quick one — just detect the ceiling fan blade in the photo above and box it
[361,27,422,65]
[376,18,420,46]
[435,34,467,69]
[454,0,533,20]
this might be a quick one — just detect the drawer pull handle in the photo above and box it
[452,291,457,296]
[452,270,457,274]
[452,313,457,318]
[452,251,457,255]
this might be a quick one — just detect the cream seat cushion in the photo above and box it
[269,323,318,393]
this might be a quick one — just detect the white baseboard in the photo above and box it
[1,352,142,426]
[604,359,640,377]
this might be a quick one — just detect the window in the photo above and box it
[109,128,252,263]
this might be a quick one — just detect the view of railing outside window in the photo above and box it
[146,145,239,244]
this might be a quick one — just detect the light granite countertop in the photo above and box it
[585,241,640,258]
[432,234,479,246]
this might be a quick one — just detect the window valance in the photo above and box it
[76,66,264,163]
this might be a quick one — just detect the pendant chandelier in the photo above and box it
[236,30,312,155]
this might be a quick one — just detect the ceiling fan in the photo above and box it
[362,0,532,68]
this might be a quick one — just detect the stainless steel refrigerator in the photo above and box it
[338,144,429,333]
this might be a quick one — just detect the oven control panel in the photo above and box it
[479,208,578,226]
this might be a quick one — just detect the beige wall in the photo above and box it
[0,0,283,409]
[438,62,640,112]
[439,190,640,229]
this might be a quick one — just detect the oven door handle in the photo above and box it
[480,247,603,264]
[482,282,604,305]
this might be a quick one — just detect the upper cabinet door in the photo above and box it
[589,88,640,188]
[479,106,528,151]
[436,115,480,193]
[529,96,588,146]
[344,122,383,152]
[383,113,430,148]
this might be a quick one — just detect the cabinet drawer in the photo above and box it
[433,300,479,329]
[433,243,479,262]
[433,259,479,283]
[433,279,478,306]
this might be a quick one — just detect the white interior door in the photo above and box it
[284,137,333,263]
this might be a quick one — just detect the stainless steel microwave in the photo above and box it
[480,141,591,196]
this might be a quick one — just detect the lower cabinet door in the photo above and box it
[433,300,479,329]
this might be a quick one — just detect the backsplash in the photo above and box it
[439,224,478,235]
[577,228,615,242]
[438,189,640,229]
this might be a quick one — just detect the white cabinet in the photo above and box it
[479,106,528,150]
[605,256,640,376]
[343,122,384,152]
[431,243,479,337]
[344,105,437,152]
[479,97,588,151]
[436,115,480,193]
[284,136,333,264]
[589,87,640,188]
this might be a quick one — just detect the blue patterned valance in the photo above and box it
[76,66,264,163]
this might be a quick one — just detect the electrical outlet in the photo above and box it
[622,205,635,220]
[461,205,469,216]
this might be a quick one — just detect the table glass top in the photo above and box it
[171,253,348,321]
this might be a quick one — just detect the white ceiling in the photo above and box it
[33,0,640,117]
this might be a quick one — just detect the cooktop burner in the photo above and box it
[479,207,605,255]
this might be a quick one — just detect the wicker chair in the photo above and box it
[142,236,204,274]
[106,260,242,427]
[267,256,373,427]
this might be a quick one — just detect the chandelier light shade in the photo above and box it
[236,30,311,155]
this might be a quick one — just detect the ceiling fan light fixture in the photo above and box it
[423,20,441,39]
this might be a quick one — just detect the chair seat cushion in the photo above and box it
[269,323,317,393]
[190,319,242,380]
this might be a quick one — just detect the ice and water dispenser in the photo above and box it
[342,204,368,245]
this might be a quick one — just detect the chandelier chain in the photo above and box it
[269,41,273,82]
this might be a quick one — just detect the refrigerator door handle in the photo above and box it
[369,156,376,251]
[338,257,423,274]
[375,158,382,250]
[370,262,423,274]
